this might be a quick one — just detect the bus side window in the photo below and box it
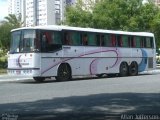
[117,35,123,47]
[140,37,145,48]
[96,34,101,46]
[135,36,141,48]
[130,36,136,48]
[44,32,51,44]
[111,34,116,47]
[72,32,81,45]
[122,35,129,47]
[41,34,48,52]
[140,37,146,48]
[101,35,105,46]
[145,37,153,48]
[103,34,112,47]
[53,31,62,44]
[88,33,97,46]
[64,32,72,45]
[82,34,88,45]
[150,37,154,48]
[143,37,147,48]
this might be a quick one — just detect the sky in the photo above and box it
[0,0,8,21]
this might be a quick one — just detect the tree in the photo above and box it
[4,14,23,28]
[0,22,12,50]
[65,0,160,48]
[65,0,94,27]
[0,14,23,51]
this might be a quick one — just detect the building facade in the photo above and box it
[8,0,22,17]
[25,0,55,27]
[8,0,97,27]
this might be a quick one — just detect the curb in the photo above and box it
[0,74,32,82]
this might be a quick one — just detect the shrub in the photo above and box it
[0,53,7,69]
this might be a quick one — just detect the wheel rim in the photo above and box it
[121,63,127,74]
[58,64,71,81]
[130,62,137,75]
[120,62,128,76]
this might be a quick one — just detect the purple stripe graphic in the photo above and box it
[41,49,120,75]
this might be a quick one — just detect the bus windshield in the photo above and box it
[10,30,39,53]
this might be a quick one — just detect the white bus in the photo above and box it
[8,25,156,82]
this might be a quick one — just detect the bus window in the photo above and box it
[130,36,136,48]
[100,35,105,46]
[140,37,143,47]
[10,31,21,53]
[102,34,112,47]
[111,34,116,47]
[140,37,146,48]
[96,34,101,46]
[82,34,88,45]
[150,37,154,48]
[143,37,147,48]
[88,33,97,46]
[135,36,141,48]
[146,37,153,48]
[53,31,62,44]
[117,35,122,47]
[71,32,81,45]
[64,32,72,45]
[122,35,129,47]
[41,31,62,52]
[21,30,36,52]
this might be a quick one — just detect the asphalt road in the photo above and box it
[0,73,160,120]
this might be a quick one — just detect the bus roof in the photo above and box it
[11,25,154,37]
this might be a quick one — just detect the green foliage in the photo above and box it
[0,52,7,69]
[0,23,13,50]
[65,0,160,48]
[4,14,23,28]
[65,0,94,27]
[0,14,23,51]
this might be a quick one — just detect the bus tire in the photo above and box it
[129,62,138,76]
[56,63,72,81]
[33,77,45,82]
[119,62,128,77]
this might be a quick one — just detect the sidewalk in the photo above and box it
[0,74,32,82]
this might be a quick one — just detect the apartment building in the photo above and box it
[8,0,97,27]
[25,0,55,27]
[8,0,21,17]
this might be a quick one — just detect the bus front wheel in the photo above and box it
[33,77,45,82]
[119,62,128,77]
[56,64,72,81]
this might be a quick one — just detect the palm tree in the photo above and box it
[4,14,23,28]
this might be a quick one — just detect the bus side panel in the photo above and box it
[144,48,156,71]
[40,50,63,77]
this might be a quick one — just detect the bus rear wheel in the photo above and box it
[33,77,45,82]
[119,62,128,77]
[129,62,138,76]
[56,64,71,81]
